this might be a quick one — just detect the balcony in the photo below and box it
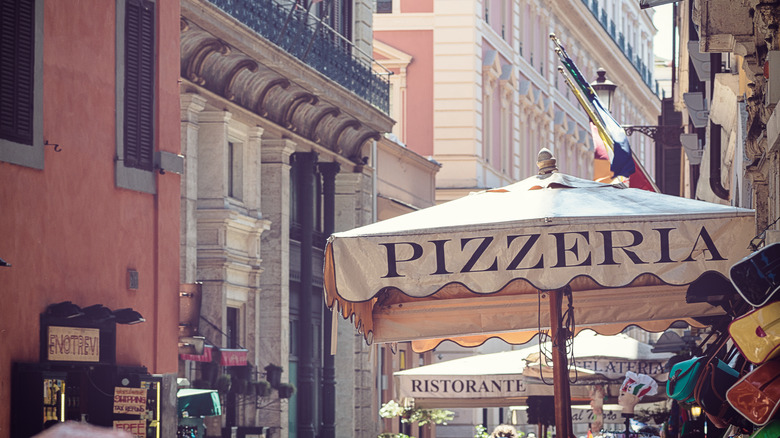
[581,1,658,96]
[209,0,390,113]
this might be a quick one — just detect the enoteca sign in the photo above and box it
[47,326,100,362]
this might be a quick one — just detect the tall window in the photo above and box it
[0,0,43,169]
[116,0,157,193]
[226,307,239,348]
[227,141,243,200]
[318,0,352,48]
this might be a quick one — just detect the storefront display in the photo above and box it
[10,302,160,437]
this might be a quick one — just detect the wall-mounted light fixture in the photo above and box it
[45,301,84,319]
[113,308,146,325]
[80,304,116,323]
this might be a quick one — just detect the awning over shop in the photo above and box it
[394,332,671,408]
[180,345,213,362]
[177,389,222,418]
[323,171,755,350]
[218,348,248,366]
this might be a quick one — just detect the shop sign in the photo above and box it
[219,348,248,366]
[571,408,622,424]
[513,408,622,425]
[399,375,527,399]
[47,326,100,362]
[180,345,213,362]
[113,387,147,415]
[113,420,146,438]
[572,358,668,380]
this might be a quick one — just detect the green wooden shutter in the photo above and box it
[124,0,155,170]
[0,0,35,145]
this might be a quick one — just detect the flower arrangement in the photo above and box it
[378,400,454,438]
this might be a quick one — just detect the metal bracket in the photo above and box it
[624,125,683,145]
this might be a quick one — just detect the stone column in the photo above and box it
[196,110,232,350]
[259,138,296,433]
[294,151,317,438]
[180,93,207,283]
[317,162,340,438]
[245,127,264,218]
[198,110,231,208]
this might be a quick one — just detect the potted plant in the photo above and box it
[231,375,248,395]
[253,380,273,397]
[264,363,283,388]
[190,379,212,390]
[216,374,232,396]
[277,383,296,399]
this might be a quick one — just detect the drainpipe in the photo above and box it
[709,122,729,200]
[709,52,729,200]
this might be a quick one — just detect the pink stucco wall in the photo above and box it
[375,30,434,156]
[401,0,432,13]
[0,0,180,433]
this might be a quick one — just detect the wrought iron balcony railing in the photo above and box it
[209,0,390,114]
[580,0,656,94]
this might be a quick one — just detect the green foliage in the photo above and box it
[190,379,211,390]
[216,374,232,395]
[635,405,670,425]
[526,396,555,426]
[378,400,455,438]
[277,382,296,399]
[253,380,273,397]
[475,424,526,438]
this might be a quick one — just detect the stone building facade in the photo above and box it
[177,0,396,437]
[674,0,780,251]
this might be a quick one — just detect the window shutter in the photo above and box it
[0,0,35,145]
[124,0,155,171]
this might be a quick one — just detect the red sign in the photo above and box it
[219,349,248,366]
[114,420,146,438]
[180,345,213,362]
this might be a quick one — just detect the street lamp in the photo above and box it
[592,68,683,144]
[590,68,617,112]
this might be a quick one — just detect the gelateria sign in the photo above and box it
[47,326,100,362]
[572,358,668,381]
[398,375,526,399]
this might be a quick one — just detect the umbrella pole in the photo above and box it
[549,288,574,438]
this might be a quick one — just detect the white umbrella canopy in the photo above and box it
[324,161,754,349]
[393,332,672,408]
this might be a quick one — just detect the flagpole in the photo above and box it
[557,66,614,151]
[551,33,636,179]
[275,1,299,44]
[302,0,328,61]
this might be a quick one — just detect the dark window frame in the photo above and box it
[116,0,157,193]
[0,0,44,169]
